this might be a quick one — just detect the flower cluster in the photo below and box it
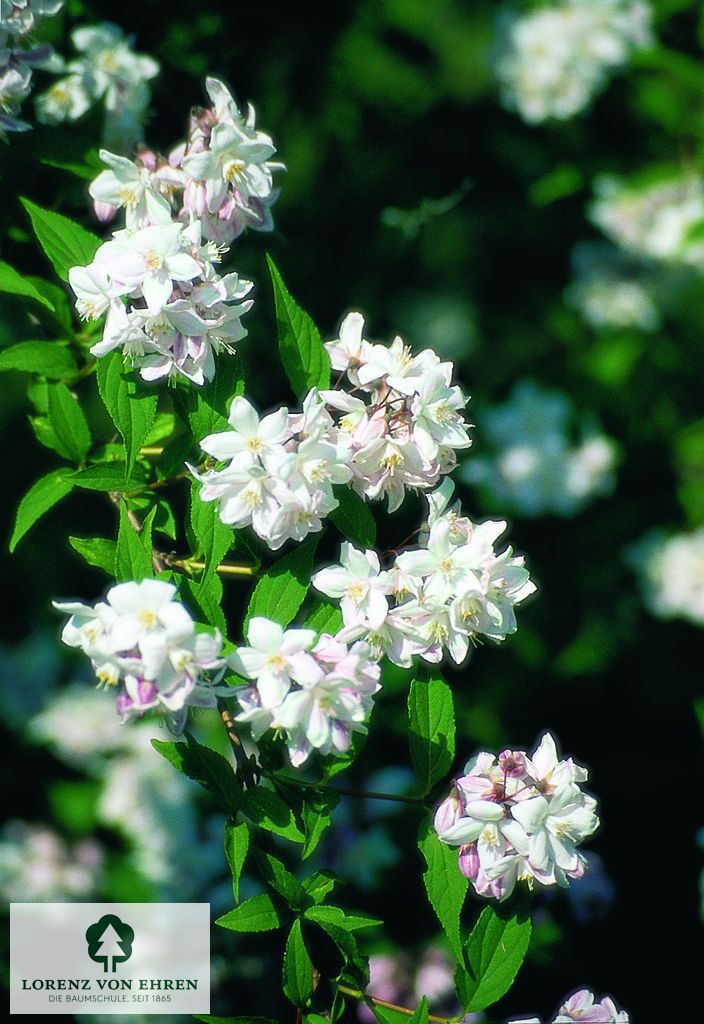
[53,579,228,732]
[461,381,618,518]
[229,617,381,767]
[434,733,599,901]
[36,22,159,150]
[0,0,62,135]
[322,312,472,512]
[590,171,704,267]
[313,481,535,667]
[66,76,282,384]
[627,528,704,627]
[193,392,351,549]
[565,242,660,332]
[496,0,652,124]
[509,988,629,1024]
[0,820,103,902]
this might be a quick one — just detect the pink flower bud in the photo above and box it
[433,788,462,833]
[93,200,117,224]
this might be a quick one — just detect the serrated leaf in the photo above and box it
[304,906,382,932]
[240,787,305,844]
[455,896,532,1012]
[253,848,305,910]
[29,415,73,459]
[408,673,455,795]
[69,535,116,574]
[417,818,467,961]
[20,197,101,282]
[245,535,319,630]
[96,352,159,475]
[301,789,340,860]
[224,820,250,904]
[0,260,55,310]
[47,381,91,464]
[330,487,376,548]
[282,919,314,1007]
[179,354,245,440]
[190,479,232,579]
[181,572,227,636]
[216,893,284,933]
[115,502,153,581]
[304,596,343,636]
[267,254,330,398]
[152,733,239,812]
[409,997,429,1024]
[308,914,369,985]
[372,1008,411,1024]
[0,341,78,379]
[301,869,338,905]
[69,462,143,491]
[9,468,73,552]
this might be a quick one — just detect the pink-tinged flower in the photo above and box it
[96,222,201,314]
[553,988,629,1023]
[312,543,392,631]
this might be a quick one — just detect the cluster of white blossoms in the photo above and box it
[509,988,629,1024]
[566,242,660,332]
[461,381,618,518]
[35,22,159,149]
[323,312,472,511]
[496,0,652,124]
[193,392,352,549]
[0,820,102,902]
[67,76,282,384]
[229,617,381,767]
[313,480,535,667]
[0,0,62,135]
[590,171,704,268]
[53,579,229,733]
[628,528,704,627]
[434,733,599,901]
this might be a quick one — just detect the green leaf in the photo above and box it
[181,572,227,636]
[304,596,343,636]
[301,789,340,860]
[216,893,284,934]
[20,197,101,282]
[0,341,78,379]
[282,919,314,1007]
[179,354,245,440]
[304,905,382,932]
[9,468,73,552]
[115,502,154,581]
[0,260,55,310]
[373,1008,412,1024]
[190,479,232,580]
[267,254,330,398]
[307,914,369,984]
[240,787,305,844]
[409,997,429,1024]
[330,487,376,548]
[224,820,250,903]
[69,535,116,574]
[47,381,91,464]
[245,535,319,630]
[301,869,338,905]
[69,462,143,492]
[253,848,305,910]
[417,818,467,961]
[152,733,239,812]
[96,352,159,476]
[455,896,532,1012]
[407,673,455,795]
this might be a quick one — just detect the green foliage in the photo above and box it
[303,905,382,931]
[301,789,340,859]
[115,503,154,581]
[240,787,305,844]
[455,896,532,1012]
[216,893,285,933]
[304,596,344,635]
[417,818,467,961]
[96,352,159,476]
[245,535,319,630]
[267,254,330,398]
[152,733,239,812]
[69,536,116,574]
[189,480,233,582]
[47,381,91,465]
[407,672,455,795]
[0,260,56,310]
[330,487,376,548]
[20,198,101,282]
[178,354,245,439]
[282,919,314,1007]
[253,848,306,910]
[224,820,250,903]
[0,341,77,379]
[9,469,73,552]
[68,463,143,491]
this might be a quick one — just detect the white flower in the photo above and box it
[68,264,116,321]
[325,311,373,385]
[312,543,392,630]
[228,617,316,707]
[96,222,201,314]
[89,150,169,229]
[200,395,289,466]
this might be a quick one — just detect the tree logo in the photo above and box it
[85,914,135,973]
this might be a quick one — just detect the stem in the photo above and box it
[268,771,428,807]
[123,471,190,499]
[139,446,165,456]
[218,698,250,775]
[336,984,453,1024]
[166,556,258,577]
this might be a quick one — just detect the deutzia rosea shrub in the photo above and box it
[5,28,633,1024]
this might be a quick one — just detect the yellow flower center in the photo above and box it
[223,158,246,182]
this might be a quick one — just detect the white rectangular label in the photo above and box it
[10,903,210,1015]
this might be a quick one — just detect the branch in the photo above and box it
[265,770,429,807]
[336,984,454,1024]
